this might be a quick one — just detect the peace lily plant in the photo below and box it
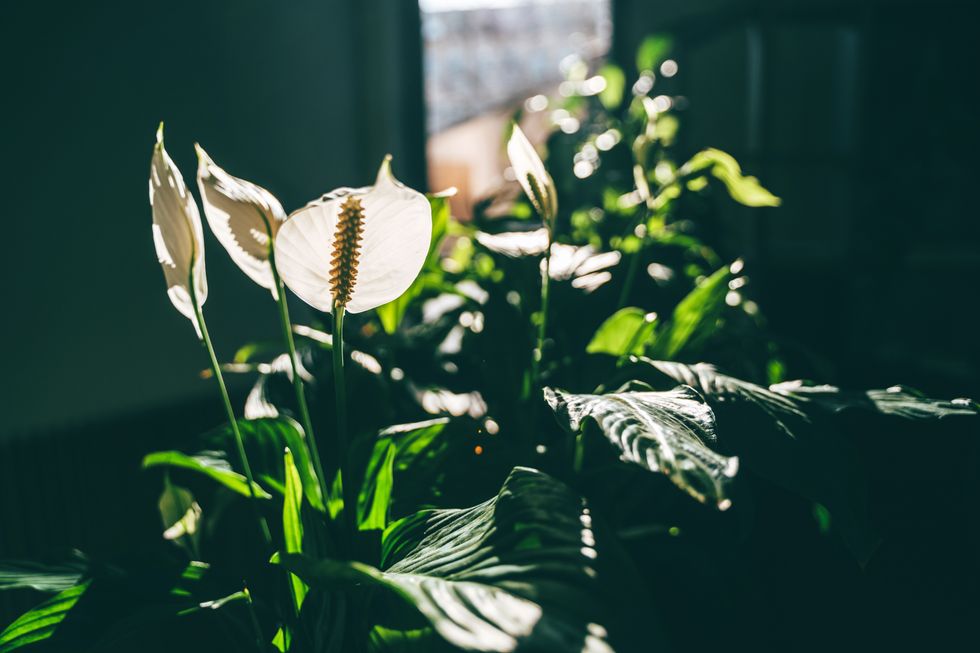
[3,38,978,653]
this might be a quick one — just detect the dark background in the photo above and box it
[2,0,978,636]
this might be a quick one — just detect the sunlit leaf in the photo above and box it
[0,557,86,594]
[587,308,657,357]
[641,358,807,438]
[770,381,979,419]
[283,448,308,612]
[201,417,324,512]
[646,265,732,359]
[681,148,781,207]
[545,386,737,509]
[0,581,90,652]
[142,451,272,500]
[278,467,629,653]
[358,443,396,531]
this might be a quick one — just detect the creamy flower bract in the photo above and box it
[274,156,431,314]
[507,123,557,222]
[149,124,208,336]
[195,145,287,295]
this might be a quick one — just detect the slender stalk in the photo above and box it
[331,304,356,543]
[532,213,554,387]
[242,586,265,651]
[269,254,331,513]
[192,288,271,545]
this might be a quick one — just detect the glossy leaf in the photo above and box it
[646,265,732,359]
[358,443,396,531]
[0,557,86,594]
[681,148,781,207]
[279,467,625,653]
[545,386,738,509]
[0,581,90,652]
[283,448,309,612]
[587,308,657,357]
[641,358,807,438]
[142,451,272,500]
[201,417,324,512]
[770,381,979,419]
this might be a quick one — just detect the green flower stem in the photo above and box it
[331,303,356,543]
[532,215,554,387]
[191,287,271,546]
[270,255,331,515]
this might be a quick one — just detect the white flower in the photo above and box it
[507,124,557,222]
[195,145,287,296]
[149,124,208,336]
[274,156,431,314]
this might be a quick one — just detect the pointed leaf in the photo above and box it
[0,581,90,653]
[142,451,272,500]
[545,386,737,509]
[283,448,309,612]
[587,308,657,357]
[280,467,633,653]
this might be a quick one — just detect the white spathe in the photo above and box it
[506,124,557,222]
[149,124,208,337]
[274,156,431,314]
[195,145,287,296]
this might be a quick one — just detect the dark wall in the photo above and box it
[0,0,426,439]
[612,0,980,396]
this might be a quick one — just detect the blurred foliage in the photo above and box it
[2,36,978,653]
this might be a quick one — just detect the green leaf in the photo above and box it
[358,443,396,531]
[597,63,625,109]
[628,359,882,562]
[636,34,673,73]
[770,381,979,419]
[641,358,807,438]
[587,307,657,357]
[681,148,781,207]
[142,451,272,500]
[202,417,324,512]
[279,467,633,653]
[647,265,732,359]
[0,581,90,652]
[0,558,86,594]
[283,448,309,612]
[545,386,737,509]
